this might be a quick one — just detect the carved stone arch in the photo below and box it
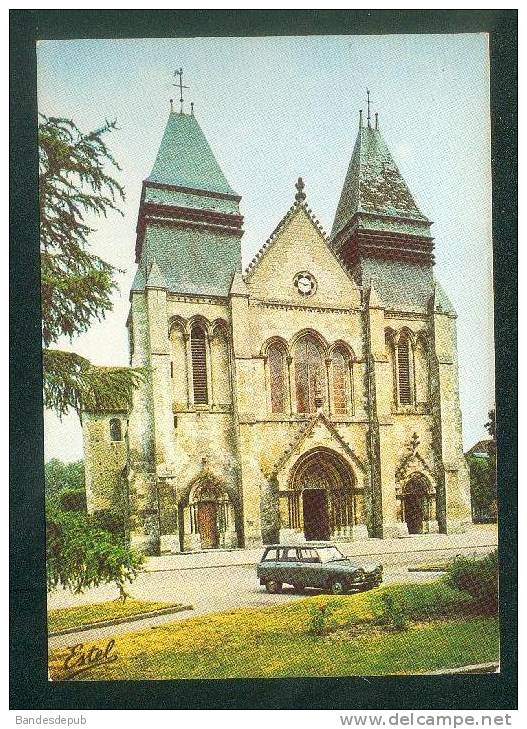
[186,314,212,338]
[289,328,329,356]
[178,469,240,551]
[328,340,356,361]
[402,470,436,495]
[211,318,230,338]
[397,470,438,535]
[168,315,186,336]
[261,335,289,358]
[283,446,368,540]
[416,330,429,349]
[398,325,416,348]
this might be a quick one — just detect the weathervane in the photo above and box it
[173,68,190,114]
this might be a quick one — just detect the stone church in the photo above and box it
[82,99,471,554]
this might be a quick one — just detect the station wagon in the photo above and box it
[257,543,383,594]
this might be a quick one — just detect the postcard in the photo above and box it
[34,31,500,685]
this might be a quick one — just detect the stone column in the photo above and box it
[127,289,160,555]
[430,290,472,533]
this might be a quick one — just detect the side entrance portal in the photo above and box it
[302,489,330,541]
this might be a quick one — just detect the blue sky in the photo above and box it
[38,33,494,461]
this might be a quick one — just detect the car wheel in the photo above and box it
[329,579,347,595]
[292,583,305,593]
[266,580,282,594]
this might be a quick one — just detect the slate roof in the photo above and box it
[331,125,430,240]
[132,224,242,297]
[132,110,243,298]
[147,111,238,196]
[360,258,435,314]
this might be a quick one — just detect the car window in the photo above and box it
[299,548,320,563]
[318,547,346,563]
[278,548,298,562]
[262,548,278,561]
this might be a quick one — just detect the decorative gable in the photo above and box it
[263,412,367,480]
[245,193,361,309]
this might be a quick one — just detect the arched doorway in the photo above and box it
[188,481,233,550]
[287,449,362,541]
[402,475,433,534]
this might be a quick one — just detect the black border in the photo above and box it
[10,9,517,711]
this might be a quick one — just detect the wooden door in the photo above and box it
[198,501,219,549]
[302,489,330,541]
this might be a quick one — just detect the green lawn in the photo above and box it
[49,581,499,680]
[48,599,187,633]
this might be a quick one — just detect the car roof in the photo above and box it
[263,542,336,549]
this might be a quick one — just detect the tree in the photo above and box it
[39,115,143,417]
[46,505,144,601]
[44,458,85,500]
[485,407,496,440]
[45,458,87,511]
[468,407,497,522]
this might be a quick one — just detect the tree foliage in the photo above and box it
[46,504,144,600]
[44,458,85,500]
[39,114,143,417]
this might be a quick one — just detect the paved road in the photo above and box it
[48,538,496,650]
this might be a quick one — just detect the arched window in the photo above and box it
[109,418,122,442]
[191,324,209,405]
[397,333,413,405]
[414,336,429,404]
[211,325,231,406]
[332,348,349,415]
[170,321,187,407]
[295,335,324,413]
[385,331,397,406]
[268,344,287,413]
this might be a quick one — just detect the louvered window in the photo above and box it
[191,326,209,405]
[268,345,286,413]
[397,337,412,405]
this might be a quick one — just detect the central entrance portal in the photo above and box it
[286,448,362,541]
[302,489,330,541]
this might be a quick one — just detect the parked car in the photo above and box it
[257,543,383,595]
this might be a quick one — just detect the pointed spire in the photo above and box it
[367,277,383,309]
[230,270,249,297]
[331,121,430,241]
[431,280,456,315]
[147,111,237,195]
[145,259,167,290]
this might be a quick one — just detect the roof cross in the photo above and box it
[173,68,190,113]
[366,89,372,128]
[295,176,306,202]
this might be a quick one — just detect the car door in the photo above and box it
[258,547,279,582]
[276,547,301,586]
[297,547,323,587]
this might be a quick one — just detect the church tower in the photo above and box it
[126,101,244,554]
[330,103,471,537]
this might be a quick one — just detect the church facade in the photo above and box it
[82,102,471,555]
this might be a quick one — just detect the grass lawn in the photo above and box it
[48,599,187,634]
[48,581,499,680]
